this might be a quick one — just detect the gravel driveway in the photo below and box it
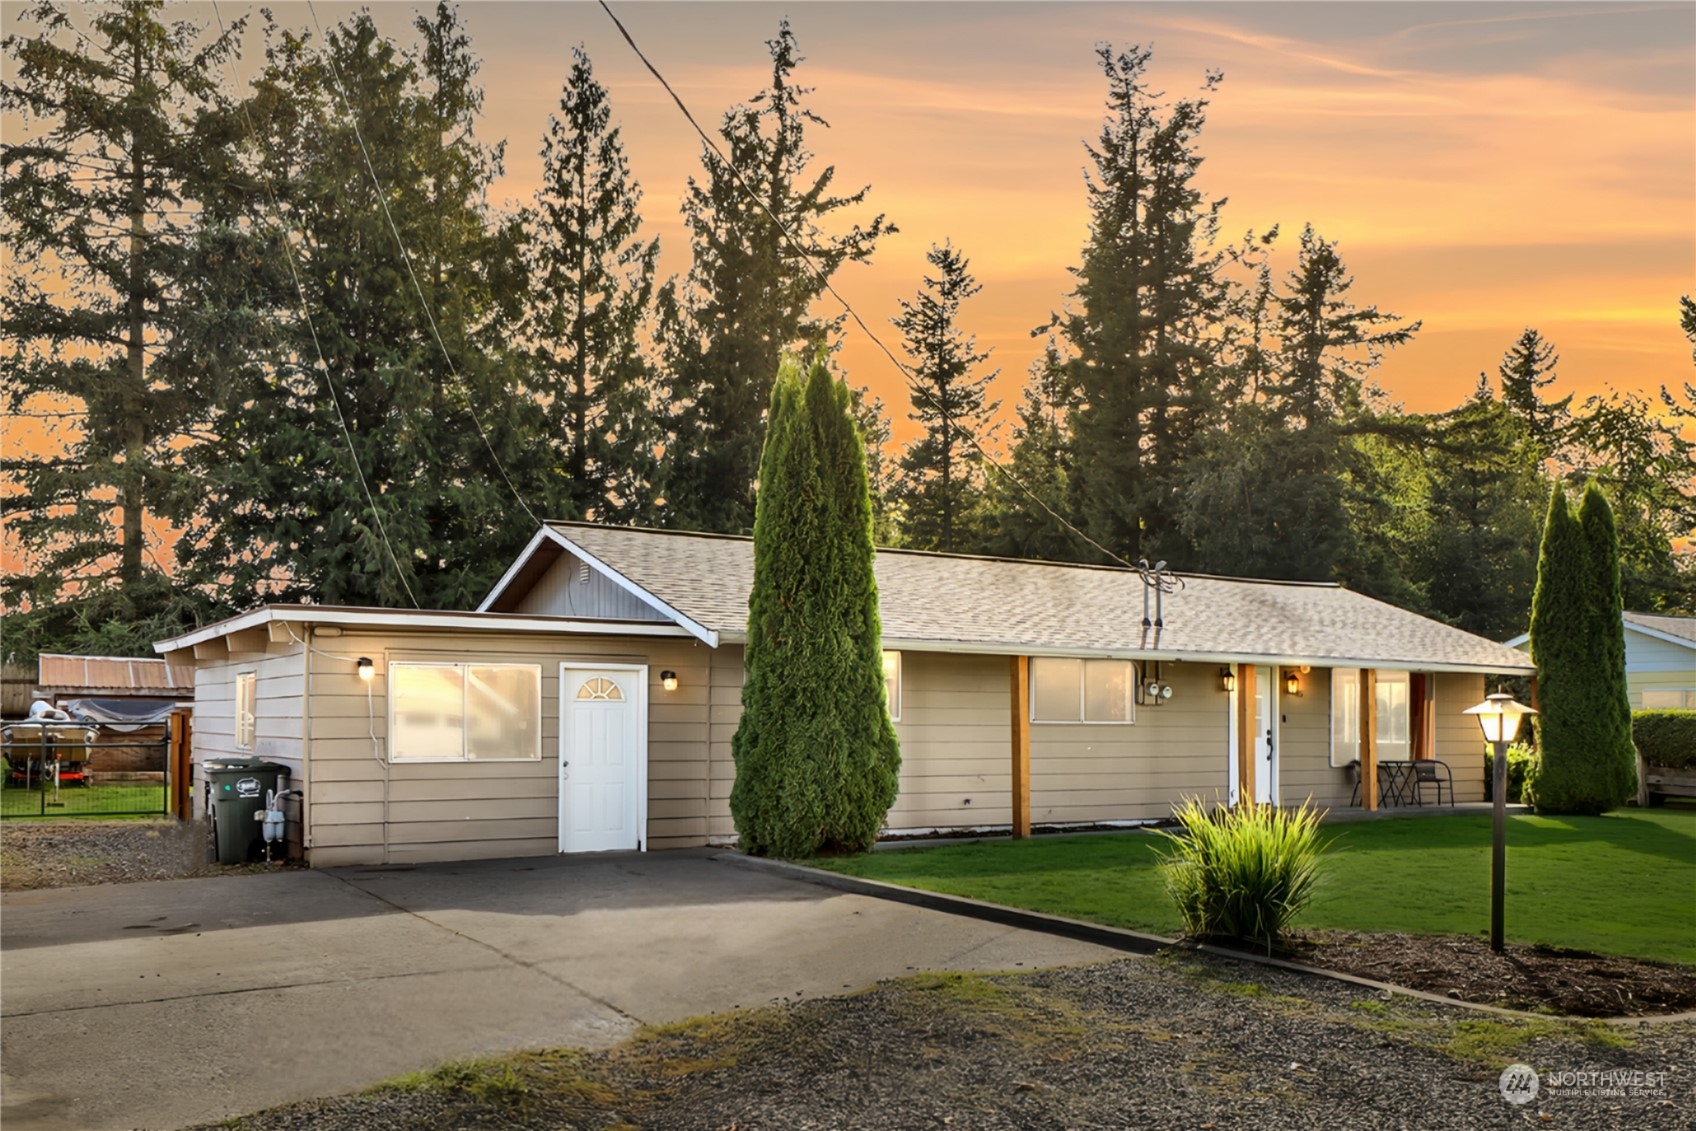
[207,953,1692,1131]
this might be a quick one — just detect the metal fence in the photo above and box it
[1,735,174,819]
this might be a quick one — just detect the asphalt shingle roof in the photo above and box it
[1624,612,1696,645]
[553,523,1534,674]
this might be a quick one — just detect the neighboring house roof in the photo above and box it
[36,653,194,695]
[478,523,1535,674]
[1504,612,1696,653]
[1622,612,1696,649]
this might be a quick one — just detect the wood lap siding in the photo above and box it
[1030,663,1230,824]
[191,650,306,816]
[509,550,673,621]
[304,630,715,866]
[887,652,1012,830]
[1276,672,1350,810]
[1434,671,1488,803]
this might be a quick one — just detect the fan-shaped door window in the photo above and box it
[576,676,625,702]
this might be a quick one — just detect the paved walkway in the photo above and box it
[0,850,1116,1131]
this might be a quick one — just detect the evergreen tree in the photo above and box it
[183,6,528,610]
[1058,44,1226,565]
[847,383,899,546]
[1528,484,1633,813]
[981,345,1088,562]
[660,21,891,534]
[730,352,900,857]
[1,0,240,655]
[521,46,659,523]
[1496,328,1570,450]
[1576,483,1638,807]
[891,242,1000,553]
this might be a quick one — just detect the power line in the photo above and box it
[305,0,542,531]
[210,1,421,610]
[596,1,1134,571]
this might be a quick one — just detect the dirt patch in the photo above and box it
[1264,929,1696,1018]
[0,818,290,890]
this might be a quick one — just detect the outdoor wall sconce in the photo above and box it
[660,670,679,692]
[1284,669,1301,696]
[357,657,374,682]
[1219,667,1236,693]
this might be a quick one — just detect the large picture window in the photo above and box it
[1331,668,1411,766]
[389,663,541,762]
[1031,657,1135,723]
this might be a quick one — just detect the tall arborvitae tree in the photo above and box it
[891,242,1000,553]
[1497,328,1570,450]
[1,0,241,658]
[1529,484,1635,813]
[184,6,527,610]
[1058,44,1226,565]
[522,46,659,523]
[730,352,900,857]
[659,21,891,534]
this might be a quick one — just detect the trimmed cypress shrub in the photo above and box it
[729,352,901,858]
[1528,484,1635,813]
[1634,710,1696,771]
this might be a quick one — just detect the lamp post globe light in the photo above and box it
[1464,693,1537,953]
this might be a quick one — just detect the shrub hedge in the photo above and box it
[1633,710,1696,771]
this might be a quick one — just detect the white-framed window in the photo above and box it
[882,650,902,722]
[1330,668,1411,765]
[234,671,257,750]
[389,662,541,762]
[1643,689,1696,709]
[1031,657,1135,724]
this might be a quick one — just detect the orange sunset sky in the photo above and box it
[5,0,1694,450]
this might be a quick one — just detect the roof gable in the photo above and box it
[1623,612,1696,650]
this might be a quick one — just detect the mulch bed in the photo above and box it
[1267,930,1696,1018]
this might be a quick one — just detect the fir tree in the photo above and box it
[1,0,241,655]
[730,352,900,857]
[981,343,1085,562]
[891,242,1000,553]
[660,21,891,534]
[1058,44,1226,565]
[1496,328,1570,449]
[522,46,660,523]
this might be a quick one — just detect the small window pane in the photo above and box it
[392,666,465,760]
[235,672,256,749]
[1032,658,1081,722]
[882,651,902,721]
[575,676,624,701]
[1331,668,1360,767]
[468,666,541,760]
[1083,660,1132,722]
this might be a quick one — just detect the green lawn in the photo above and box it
[814,810,1696,964]
[0,779,166,819]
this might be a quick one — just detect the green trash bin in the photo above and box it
[204,758,289,864]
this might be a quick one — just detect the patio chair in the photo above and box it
[1346,760,1363,806]
[1409,759,1453,807]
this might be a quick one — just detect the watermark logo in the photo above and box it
[1499,1064,1540,1105]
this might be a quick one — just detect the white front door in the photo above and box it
[560,665,646,853]
[1254,664,1277,804]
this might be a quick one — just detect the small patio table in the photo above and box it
[1376,760,1416,806]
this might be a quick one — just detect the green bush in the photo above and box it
[1155,797,1330,955]
[1505,743,1536,804]
[1633,710,1696,770]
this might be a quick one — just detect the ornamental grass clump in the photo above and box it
[1156,797,1331,954]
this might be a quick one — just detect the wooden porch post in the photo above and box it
[1361,668,1379,811]
[169,709,193,820]
[1235,664,1256,804]
[1011,655,1030,838]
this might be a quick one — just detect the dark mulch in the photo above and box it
[1270,930,1696,1018]
[202,953,1694,1131]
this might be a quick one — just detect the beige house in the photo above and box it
[155,523,1535,867]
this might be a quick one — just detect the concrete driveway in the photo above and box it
[1,850,1117,1130]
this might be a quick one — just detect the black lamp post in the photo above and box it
[1463,692,1536,953]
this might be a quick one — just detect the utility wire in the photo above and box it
[210,1,421,609]
[305,0,542,531]
[597,0,1136,572]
